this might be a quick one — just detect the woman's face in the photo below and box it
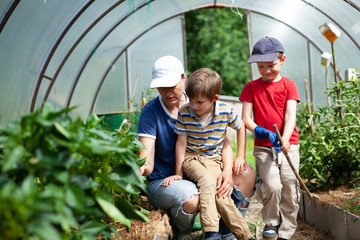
[157,77,185,107]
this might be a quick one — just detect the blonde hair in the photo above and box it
[186,68,222,100]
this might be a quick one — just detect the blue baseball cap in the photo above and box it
[248,37,284,63]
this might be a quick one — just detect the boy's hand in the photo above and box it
[216,169,233,198]
[281,139,291,153]
[162,175,182,187]
[254,126,281,152]
[233,158,247,175]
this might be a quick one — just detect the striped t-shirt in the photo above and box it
[175,101,242,156]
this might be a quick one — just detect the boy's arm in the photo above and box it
[233,122,247,175]
[242,101,281,152]
[162,134,186,186]
[242,102,257,132]
[281,100,297,153]
[217,137,234,198]
[175,134,187,177]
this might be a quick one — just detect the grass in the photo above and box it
[231,132,256,171]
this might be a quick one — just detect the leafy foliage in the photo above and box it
[343,184,360,217]
[297,70,360,190]
[185,8,250,97]
[0,104,147,239]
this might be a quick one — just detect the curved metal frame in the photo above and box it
[0,0,20,34]
[12,0,356,114]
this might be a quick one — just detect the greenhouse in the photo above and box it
[0,0,359,123]
[1,0,359,239]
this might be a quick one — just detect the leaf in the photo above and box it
[65,184,85,211]
[21,175,37,197]
[27,220,62,240]
[2,145,26,171]
[79,220,108,236]
[114,197,149,222]
[95,193,131,227]
[39,184,65,200]
[54,121,71,139]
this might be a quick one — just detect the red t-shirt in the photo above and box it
[239,76,300,147]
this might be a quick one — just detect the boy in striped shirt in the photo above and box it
[163,68,253,240]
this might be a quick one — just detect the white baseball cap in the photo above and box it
[150,56,185,89]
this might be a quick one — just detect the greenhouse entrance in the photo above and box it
[1,1,359,239]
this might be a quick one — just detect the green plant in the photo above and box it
[121,87,157,132]
[185,8,250,97]
[297,69,360,190]
[343,184,360,218]
[231,133,255,171]
[0,104,148,239]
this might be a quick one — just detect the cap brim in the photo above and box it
[248,52,279,63]
[150,74,181,89]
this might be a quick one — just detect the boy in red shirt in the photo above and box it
[240,37,300,240]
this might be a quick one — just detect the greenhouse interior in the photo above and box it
[1,0,359,124]
[1,0,360,240]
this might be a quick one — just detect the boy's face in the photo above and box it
[256,56,285,82]
[189,94,218,117]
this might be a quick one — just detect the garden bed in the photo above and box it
[109,193,334,240]
[109,183,360,239]
[299,184,360,240]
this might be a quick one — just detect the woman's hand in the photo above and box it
[162,175,183,187]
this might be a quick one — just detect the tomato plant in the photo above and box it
[297,69,360,190]
[0,104,147,239]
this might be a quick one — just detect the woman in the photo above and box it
[138,56,256,239]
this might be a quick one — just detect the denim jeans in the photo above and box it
[146,178,199,236]
[147,177,257,237]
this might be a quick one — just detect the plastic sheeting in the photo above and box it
[0,0,359,124]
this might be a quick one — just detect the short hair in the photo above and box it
[186,68,222,100]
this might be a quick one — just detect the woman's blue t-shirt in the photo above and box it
[138,96,178,181]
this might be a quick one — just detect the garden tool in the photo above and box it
[272,124,314,203]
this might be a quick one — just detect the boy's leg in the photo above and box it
[278,145,300,239]
[215,180,253,240]
[183,155,221,233]
[219,164,257,239]
[254,146,282,227]
[146,178,199,237]
[254,146,282,240]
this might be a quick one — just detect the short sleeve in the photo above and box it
[138,102,157,139]
[174,107,187,136]
[239,82,253,103]
[287,79,301,103]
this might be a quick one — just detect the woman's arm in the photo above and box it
[138,136,155,176]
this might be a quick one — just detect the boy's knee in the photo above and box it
[183,194,199,214]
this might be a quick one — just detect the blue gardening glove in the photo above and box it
[254,126,281,153]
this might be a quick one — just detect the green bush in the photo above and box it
[0,104,147,239]
[297,70,360,190]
